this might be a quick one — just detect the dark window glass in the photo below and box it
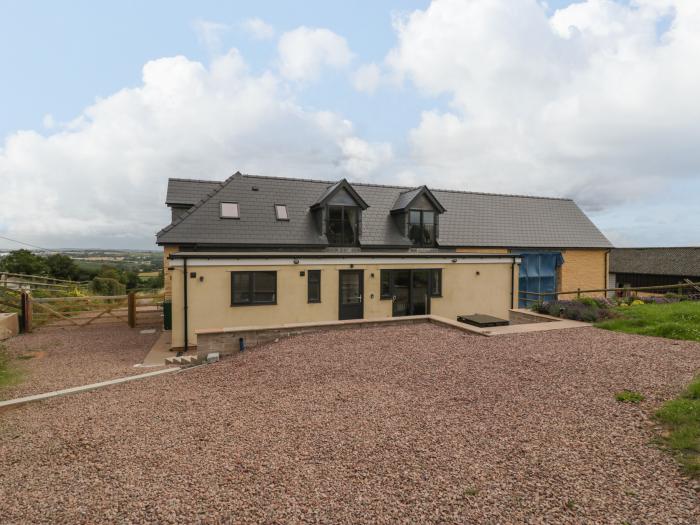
[327,206,359,245]
[231,273,250,304]
[308,270,321,303]
[430,269,442,297]
[253,272,276,303]
[380,270,391,298]
[231,271,276,305]
[408,210,436,246]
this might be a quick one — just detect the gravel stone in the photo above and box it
[0,324,162,400]
[1,324,699,523]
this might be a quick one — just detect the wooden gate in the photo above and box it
[30,293,164,329]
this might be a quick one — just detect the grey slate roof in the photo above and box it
[610,248,700,276]
[392,188,423,211]
[157,173,612,249]
[166,178,221,205]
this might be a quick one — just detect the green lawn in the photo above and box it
[595,301,700,342]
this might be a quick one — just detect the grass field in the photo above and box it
[596,301,700,342]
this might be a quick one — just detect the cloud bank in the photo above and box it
[0,50,390,247]
[1,0,699,248]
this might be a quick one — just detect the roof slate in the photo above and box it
[610,248,700,276]
[157,173,612,249]
[166,178,222,205]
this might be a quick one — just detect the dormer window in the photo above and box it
[408,210,435,246]
[310,179,369,247]
[327,206,359,245]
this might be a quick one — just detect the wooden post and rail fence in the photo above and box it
[0,272,91,293]
[0,288,164,332]
[519,280,700,305]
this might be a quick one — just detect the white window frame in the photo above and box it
[274,204,289,221]
[220,202,240,219]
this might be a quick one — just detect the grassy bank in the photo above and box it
[596,301,700,342]
[656,376,700,477]
[0,344,22,390]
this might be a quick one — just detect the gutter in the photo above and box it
[168,251,521,261]
[181,256,189,355]
[511,260,516,309]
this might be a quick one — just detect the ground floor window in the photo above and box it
[308,270,321,303]
[231,271,277,305]
[381,269,442,299]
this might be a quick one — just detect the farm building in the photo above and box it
[609,247,700,293]
[156,172,611,350]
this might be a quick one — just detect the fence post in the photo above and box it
[127,292,136,328]
[576,288,581,299]
[20,291,32,333]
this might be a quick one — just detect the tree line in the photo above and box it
[0,249,163,291]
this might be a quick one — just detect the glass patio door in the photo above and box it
[390,269,431,316]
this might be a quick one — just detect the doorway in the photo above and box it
[390,269,431,316]
[339,270,364,320]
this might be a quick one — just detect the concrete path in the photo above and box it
[0,368,179,409]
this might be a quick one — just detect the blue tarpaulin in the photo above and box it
[516,252,564,307]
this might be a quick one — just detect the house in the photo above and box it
[157,172,611,350]
[609,247,700,293]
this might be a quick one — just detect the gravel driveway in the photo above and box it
[1,324,699,523]
[0,324,162,400]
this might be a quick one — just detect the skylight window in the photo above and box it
[275,204,289,221]
[220,202,240,219]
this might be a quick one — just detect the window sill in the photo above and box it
[230,302,278,307]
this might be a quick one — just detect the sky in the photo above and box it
[0,0,698,250]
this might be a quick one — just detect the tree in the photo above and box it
[45,254,79,280]
[0,249,48,276]
[124,271,140,291]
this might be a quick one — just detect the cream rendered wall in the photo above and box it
[163,245,179,300]
[170,260,518,348]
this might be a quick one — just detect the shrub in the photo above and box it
[91,277,126,296]
[531,299,612,322]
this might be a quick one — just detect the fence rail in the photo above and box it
[1,272,91,293]
[0,291,164,331]
[520,281,700,304]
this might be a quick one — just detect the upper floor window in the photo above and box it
[408,210,435,246]
[220,202,240,219]
[327,206,359,245]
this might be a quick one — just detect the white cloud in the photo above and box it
[242,17,275,40]
[352,63,382,93]
[0,50,391,248]
[277,27,354,82]
[193,18,229,54]
[385,0,700,218]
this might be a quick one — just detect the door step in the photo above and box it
[164,354,202,366]
[164,352,221,366]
